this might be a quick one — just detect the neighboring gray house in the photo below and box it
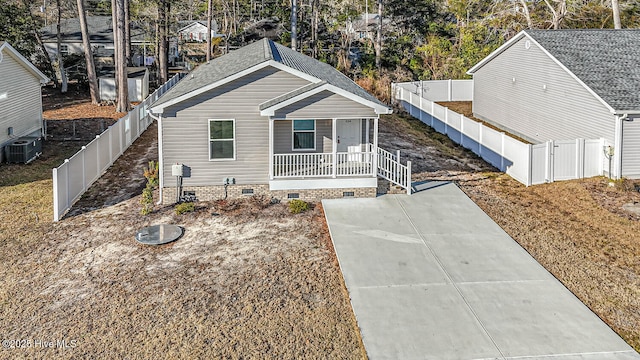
[41,16,150,61]
[468,29,640,179]
[150,38,403,203]
[0,42,49,163]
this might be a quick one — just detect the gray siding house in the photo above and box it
[0,42,49,162]
[468,29,640,179]
[150,38,397,203]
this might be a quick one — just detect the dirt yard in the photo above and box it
[0,85,638,358]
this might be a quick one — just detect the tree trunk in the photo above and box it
[375,0,382,71]
[56,0,67,93]
[519,0,533,29]
[124,0,131,65]
[115,0,130,112]
[158,0,169,84]
[77,0,100,103]
[291,0,297,51]
[311,0,318,58]
[207,0,212,61]
[612,0,622,28]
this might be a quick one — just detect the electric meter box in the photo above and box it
[172,164,184,177]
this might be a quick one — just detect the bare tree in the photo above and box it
[612,0,622,28]
[519,0,533,29]
[56,0,68,93]
[157,0,169,84]
[115,0,130,112]
[77,0,99,103]
[206,0,212,61]
[375,0,382,71]
[124,0,131,65]
[543,0,567,29]
[291,0,297,51]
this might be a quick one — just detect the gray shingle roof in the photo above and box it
[525,29,640,111]
[41,16,147,44]
[152,38,387,109]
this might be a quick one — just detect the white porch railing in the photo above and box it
[273,152,375,178]
[377,147,412,195]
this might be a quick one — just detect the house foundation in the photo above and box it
[161,184,377,204]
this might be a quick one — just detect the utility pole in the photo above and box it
[291,0,297,51]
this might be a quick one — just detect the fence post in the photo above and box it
[478,123,483,156]
[460,114,464,146]
[577,138,584,179]
[406,160,412,195]
[547,140,553,183]
[444,108,449,135]
[396,150,400,163]
[64,159,70,211]
[527,144,533,186]
[81,146,87,191]
[430,101,435,127]
[52,168,59,221]
[500,133,505,171]
[448,79,453,101]
[419,93,423,122]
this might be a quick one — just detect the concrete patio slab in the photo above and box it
[323,181,639,360]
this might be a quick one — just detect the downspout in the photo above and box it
[147,110,164,204]
[613,113,627,179]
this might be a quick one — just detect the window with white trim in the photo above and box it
[292,119,315,150]
[209,119,235,160]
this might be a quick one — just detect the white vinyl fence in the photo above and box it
[53,74,184,221]
[392,81,605,186]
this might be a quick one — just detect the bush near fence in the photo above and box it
[393,82,605,186]
[52,74,184,221]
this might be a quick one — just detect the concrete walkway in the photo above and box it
[322,182,639,360]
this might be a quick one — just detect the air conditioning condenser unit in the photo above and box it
[4,137,42,164]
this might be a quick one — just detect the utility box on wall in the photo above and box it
[172,164,184,177]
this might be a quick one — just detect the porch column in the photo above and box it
[365,118,370,149]
[269,118,274,180]
[372,117,379,177]
[332,118,337,178]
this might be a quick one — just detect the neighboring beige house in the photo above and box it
[468,29,640,179]
[150,39,411,203]
[0,42,49,163]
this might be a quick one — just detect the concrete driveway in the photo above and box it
[322,182,639,360]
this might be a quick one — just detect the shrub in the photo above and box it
[140,183,154,215]
[175,202,195,215]
[288,199,309,214]
[143,161,159,188]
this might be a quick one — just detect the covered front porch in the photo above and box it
[267,117,412,194]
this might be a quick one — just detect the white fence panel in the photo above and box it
[67,152,85,203]
[584,139,603,177]
[53,73,184,221]
[531,143,548,185]
[393,81,603,187]
[553,140,578,181]
[461,117,481,153]
[97,134,111,172]
[480,128,503,170]
[83,141,100,185]
[503,136,530,185]
[451,80,473,101]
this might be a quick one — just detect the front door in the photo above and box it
[337,119,362,152]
